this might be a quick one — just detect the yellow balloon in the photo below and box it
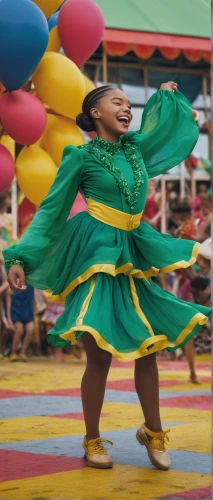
[32,0,63,18]
[16,146,57,206]
[43,114,84,166]
[84,75,95,96]
[46,26,61,53]
[33,52,85,120]
[0,136,15,159]
[34,135,46,149]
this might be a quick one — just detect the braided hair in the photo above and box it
[76,85,114,132]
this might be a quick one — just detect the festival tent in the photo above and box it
[88,0,210,103]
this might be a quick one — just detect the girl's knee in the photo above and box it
[88,348,112,370]
[99,349,112,368]
[136,352,157,367]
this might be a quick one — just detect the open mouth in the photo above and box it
[116,115,130,126]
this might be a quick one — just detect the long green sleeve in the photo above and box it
[3,145,84,277]
[138,90,199,178]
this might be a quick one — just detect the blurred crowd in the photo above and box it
[143,178,211,382]
[0,179,212,377]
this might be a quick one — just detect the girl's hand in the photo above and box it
[2,316,9,329]
[160,81,178,92]
[192,109,199,121]
[7,265,27,292]
[2,316,14,330]
[7,317,14,330]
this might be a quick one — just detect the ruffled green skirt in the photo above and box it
[30,212,210,361]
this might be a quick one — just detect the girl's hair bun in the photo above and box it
[76,112,95,132]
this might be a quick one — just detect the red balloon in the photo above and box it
[0,145,15,192]
[18,197,36,236]
[0,91,47,146]
[18,197,36,226]
[86,131,96,140]
[70,192,87,217]
[58,0,105,66]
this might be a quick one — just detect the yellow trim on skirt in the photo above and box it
[160,242,200,273]
[59,274,209,361]
[45,241,199,304]
[45,199,200,304]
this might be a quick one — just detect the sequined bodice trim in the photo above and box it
[80,137,144,210]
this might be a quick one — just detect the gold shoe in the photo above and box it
[136,424,171,470]
[83,436,113,469]
[10,354,18,362]
[18,354,28,362]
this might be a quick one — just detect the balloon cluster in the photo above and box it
[0,0,104,206]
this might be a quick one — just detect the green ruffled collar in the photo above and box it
[81,132,144,211]
[91,131,141,152]
[92,136,123,154]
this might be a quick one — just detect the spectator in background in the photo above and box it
[168,200,192,237]
[166,181,179,208]
[0,255,13,357]
[195,196,211,242]
[186,238,211,378]
[142,179,162,230]
[33,288,47,356]
[192,183,207,215]
[34,290,82,360]
[0,192,14,246]
[10,284,34,362]
[191,238,211,305]
[41,296,66,362]
[42,296,82,360]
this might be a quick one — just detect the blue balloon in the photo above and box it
[0,0,48,91]
[48,12,59,31]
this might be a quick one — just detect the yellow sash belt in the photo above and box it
[86,198,143,231]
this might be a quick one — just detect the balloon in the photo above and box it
[33,52,85,120]
[18,197,36,236]
[70,192,87,217]
[84,75,95,96]
[46,26,61,52]
[16,146,57,206]
[0,145,15,192]
[48,12,59,31]
[47,10,60,53]
[34,135,46,150]
[1,91,47,146]
[58,0,105,66]
[32,0,63,19]
[87,131,97,140]
[42,115,84,166]
[0,83,4,117]
[0,0,48,91]
[0,135,15,159]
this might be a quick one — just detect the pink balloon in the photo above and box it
[0,145,15,192]
[0,91,47,146]
[58,0,105,66]
[70,192,87,217]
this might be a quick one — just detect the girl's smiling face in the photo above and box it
[90,88,133,139]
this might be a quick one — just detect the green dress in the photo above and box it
[3,90,211,361]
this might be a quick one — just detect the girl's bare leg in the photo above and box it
[19,321,34,356]
[185,338,200,383]
[81,332,112,439]
[135,353,162,432]
[11,322,23,355]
